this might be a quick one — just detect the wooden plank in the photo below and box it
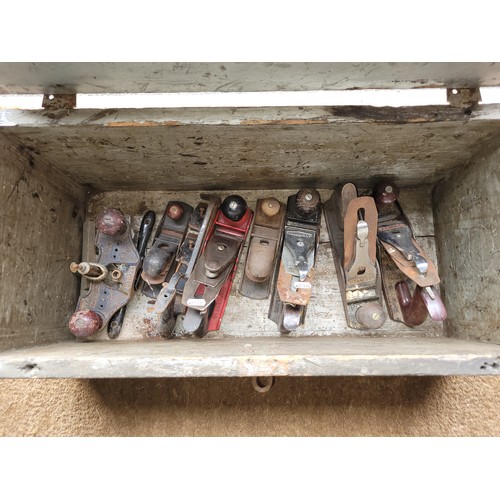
[87,188,443,342]
[2,106,500,191]
[434,144,500,343]
[0,133,86,350]
[1,63,500,94]
[1,337,500,378]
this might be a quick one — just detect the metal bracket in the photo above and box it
[446,87,481,108]
[42,93,76,112]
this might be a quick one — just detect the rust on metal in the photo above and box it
[446,88,482,108]
[240,118,330,126]
[42,93,76,111]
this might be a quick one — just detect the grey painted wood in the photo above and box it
[2,106,500,191]
[1,337,500,378]
[87,188,442,342]
[1,63,500,94]
[434,144,500,343]
[0,132,86,350]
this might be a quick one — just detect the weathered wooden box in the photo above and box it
[1,63,499,377]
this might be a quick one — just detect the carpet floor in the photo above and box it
[1,376,499,436]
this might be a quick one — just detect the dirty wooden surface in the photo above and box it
[0,133,86,350]
[87,188,442,341]
[1,62,500,94]
[434,144,500,343]
[2,337,500,378]
[1,105,500,192]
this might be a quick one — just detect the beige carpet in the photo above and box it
[1,376,499,436]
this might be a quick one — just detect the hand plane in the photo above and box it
[182,195,253,337]
[68,208,141,339]
[373,181,447,326]
[153,195,221,338]
[269,189,321,334]
[141,201,193,298]
[107,210,156,338]
[323,184,386,330]
[239,197,286,300]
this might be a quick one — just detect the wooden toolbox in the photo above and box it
[0,62,499,377]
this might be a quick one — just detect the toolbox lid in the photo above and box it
[1,62,500,94]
